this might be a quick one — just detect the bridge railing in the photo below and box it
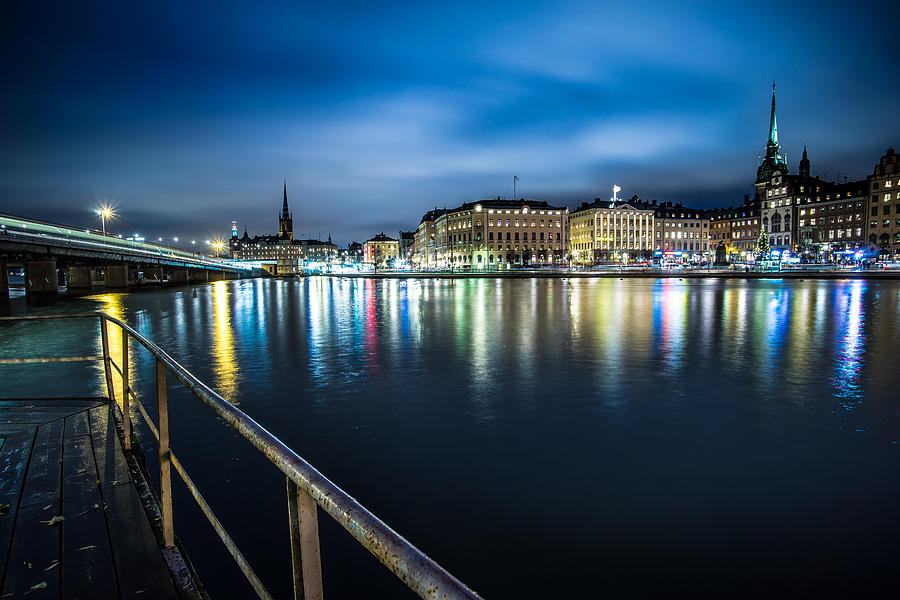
[0,313,481,600]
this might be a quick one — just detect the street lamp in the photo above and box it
[209,238,225,258]
[96,205,114,236]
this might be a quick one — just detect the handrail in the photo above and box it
[0,312,482,600]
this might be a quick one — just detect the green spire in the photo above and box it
[768,81,778,147]
[756,81,788,185]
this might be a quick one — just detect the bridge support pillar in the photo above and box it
[25,260,58,295]
[66,266,92,291]
[209,271,226,282]
[225,271,240,280]
[169,270,190,285]
[105,265,129,289]
[1,258,8,300]
[192,270,208,283]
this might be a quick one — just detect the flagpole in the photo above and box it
[513,175,517,201]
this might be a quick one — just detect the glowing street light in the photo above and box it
[96,205,115,236]
[209,238,226,258]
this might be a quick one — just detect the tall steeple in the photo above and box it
[755,81,789,185]
[768,81,779,148]
[798,145,810,177]
[279,180,294,240]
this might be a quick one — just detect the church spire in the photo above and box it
[768,81,778,147]
[798,145,810,177]
[278,180,294,240]
[756,82,788,185]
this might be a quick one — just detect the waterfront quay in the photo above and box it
[327,267,900,280]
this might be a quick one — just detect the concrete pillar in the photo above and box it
[1,258,8,300]
[25,260,58,295]
[66,266,92,290]
[145,267,164,283]
[169,270,190,284]
[105,265,129,288]
[191,269,208,283]
[209,271,225,282]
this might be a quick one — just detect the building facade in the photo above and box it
[364,233,400,267]
[799,180,867,259]
[569,197,654,264]
[650,202,711,261]
[867,148,900,256]
[415,199,568,269]
[413,209,447,269]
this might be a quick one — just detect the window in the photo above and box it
[884,206,892,215]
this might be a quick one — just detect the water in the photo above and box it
[3,277,900,598]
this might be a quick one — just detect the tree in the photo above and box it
[756,228,770,258]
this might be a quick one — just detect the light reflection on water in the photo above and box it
[3,277,900,598]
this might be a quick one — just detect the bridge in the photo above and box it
[0,213,253,297]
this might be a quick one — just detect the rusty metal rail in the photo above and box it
[0,313,482,600]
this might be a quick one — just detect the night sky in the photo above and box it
[2,0,898,246]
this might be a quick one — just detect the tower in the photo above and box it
[798,146,810,177]
[279,180,293,240]
[755,82,789,185]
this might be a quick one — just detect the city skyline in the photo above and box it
[3,0,898,245]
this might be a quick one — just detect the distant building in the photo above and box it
[755,86,829,256]
[398,230,415,264]
[867,147,900,257]
[338,242,363,265]
[413,208,448,268]
[414,198,568,269]
[708,197,761,263]
[569,195,654,263]
[364,233,400,267]
[229,182,337,274]
[650,202,710,261]
[800,180,867,259]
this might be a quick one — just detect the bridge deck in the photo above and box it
[0,398,199,599]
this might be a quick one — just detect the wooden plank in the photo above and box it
[65,411,91,438]
[61,424,117,599]
[0,429,35,579]
[17,419,63,510]
[88,406,132,490]
[104,482,180,600]
[1,422,63,598]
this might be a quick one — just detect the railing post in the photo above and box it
[121,328,131,450]
[287,478,323,600]
[99,315,115,403]
[157,359,174,548]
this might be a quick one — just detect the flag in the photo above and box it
[613,185,621,193]
[514,175,519,182]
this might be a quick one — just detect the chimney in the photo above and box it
[744,194,749,204]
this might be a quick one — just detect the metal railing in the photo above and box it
[0,313,482,600]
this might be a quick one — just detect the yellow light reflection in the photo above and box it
[211,280,240,402]
[86,292,128,405]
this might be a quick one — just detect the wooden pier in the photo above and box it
[0,397,200,599]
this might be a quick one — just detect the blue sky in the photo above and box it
[2,0,897,245]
